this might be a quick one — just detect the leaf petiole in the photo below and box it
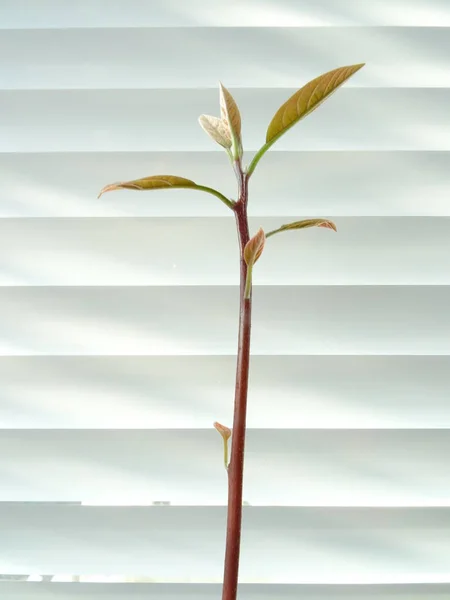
[193,185,235,209]
[223,436,230,470]
[244,264,253,300]
[246,142,271,178]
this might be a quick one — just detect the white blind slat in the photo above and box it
[1,0,449,27]
[0,217,447,286]
[0,89,448,153]
[0,27,448,90]
[1,151,447,218]
[1,582,449,599]
[0,286,447,356]
[0,356,449,429]
[0,506,449,582]
[0,430,449,505]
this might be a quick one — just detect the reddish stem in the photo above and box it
[222,169,251,600]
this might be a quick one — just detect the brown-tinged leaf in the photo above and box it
[266,218,337,238]
[219,82,242,159]
[247,63,364,176]
[244,228,266,266]
[198,114,232,149]
[214,421,232,440]
[220,83,241,137]
[98,174,235,209]
[98,175,197,198]
[266,64,364,145]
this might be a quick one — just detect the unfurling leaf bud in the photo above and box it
[244,228,266,267]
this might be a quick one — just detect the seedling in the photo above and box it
[99,63,364,600]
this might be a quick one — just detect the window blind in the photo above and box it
[1,1,450,598]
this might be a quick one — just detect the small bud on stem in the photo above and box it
[243,228,265,299]
[214,421,232,469]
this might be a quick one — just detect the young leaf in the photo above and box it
[243,228,265,300]
[214,421,232,441]
[266,218,337,238]
[247,63,364,175]
[244,228,266,266]
[198,114,232,151]
[98,174,234,209]
[219,82,243,160]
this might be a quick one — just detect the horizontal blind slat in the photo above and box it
[0,430,449,505]
[0,27,448,89]
[0,151,446,218]
[0,582,449,599]
[0,355,449,429]
[1,0,449,27]
[0,506,449,582]
[0,217,447,286]
[0,286,447,356]
[0,89,448,152]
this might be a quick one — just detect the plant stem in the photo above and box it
[222,168,251,600]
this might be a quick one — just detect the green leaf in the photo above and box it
[247,63,364,175]
[266,64,364,144]
[266,219,337,238]
[219,82,243,160]
[98,175,234,209]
